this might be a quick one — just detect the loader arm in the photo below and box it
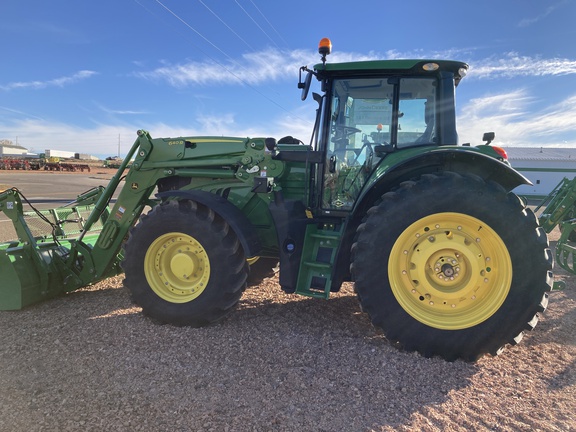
[72,130,163,283]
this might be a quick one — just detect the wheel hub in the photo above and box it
[170,253,195,280]
[437,258,459,280]
[144,232,211,303]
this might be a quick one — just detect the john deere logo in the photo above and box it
[333,199,344,208]
[131,183,138,190]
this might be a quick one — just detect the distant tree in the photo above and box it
[0,139,14,146]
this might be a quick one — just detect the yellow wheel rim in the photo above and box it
[247,256,260,266]
[144,232,210,303]
[388,212,512,330]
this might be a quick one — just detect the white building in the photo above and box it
[0,144,30,157]
[45,149,77,159]
[75,153,100,161]
[503,147,576,199]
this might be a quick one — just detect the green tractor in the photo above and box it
[0,39,553,361]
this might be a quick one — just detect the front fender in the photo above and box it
[156,189,262,259]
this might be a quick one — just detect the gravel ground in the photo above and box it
[0,171,575,431]
[0,231,574,431]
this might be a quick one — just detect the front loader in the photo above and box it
[0,39,553,361]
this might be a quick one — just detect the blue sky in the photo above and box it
[1,0,575,158]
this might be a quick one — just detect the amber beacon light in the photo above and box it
[318,38,332,64]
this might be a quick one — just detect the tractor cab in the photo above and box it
[299,38,468,211]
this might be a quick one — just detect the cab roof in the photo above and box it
[314,59,469,85]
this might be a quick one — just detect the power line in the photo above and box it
[233,0,281,49]
[133,0,215,60]
[154,0,235,62]
[248,0,290,49]
[196,0,256,52]
[133,0,312,125]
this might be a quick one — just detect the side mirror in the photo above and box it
[482,132,495,145]
[299,70,313,101]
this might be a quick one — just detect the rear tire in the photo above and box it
[122,200,248,326]
[351,172,552,361]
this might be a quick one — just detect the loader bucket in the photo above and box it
[0,187,120,310]
[0,244,44,310]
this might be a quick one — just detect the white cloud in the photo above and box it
[3,87,575,158]
[0,106,45,121]
[0,71,97,91]
[136,48,576,88]
[0,119,136,156]
[0,106,315,157]
[95,103,149,116]
[469,53,576,79]
[3,49,576,156]
[135,49,314,87]
[518,2,566,27]
[458,90,576,146]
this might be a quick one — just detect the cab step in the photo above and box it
[295,224,343,299]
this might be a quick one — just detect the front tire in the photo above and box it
[351,172,552,361]
[122,200,249,326]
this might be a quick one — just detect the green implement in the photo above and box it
[0,186,118,309]
[536,176,576,278]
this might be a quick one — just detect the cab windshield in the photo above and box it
[322,77,436,210]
